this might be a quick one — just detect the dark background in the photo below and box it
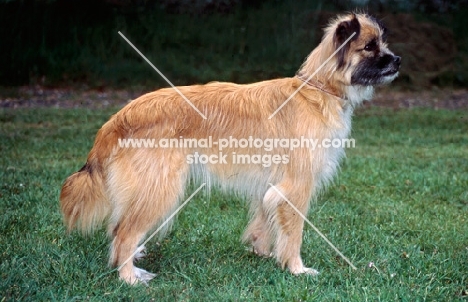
[0,0,467,91]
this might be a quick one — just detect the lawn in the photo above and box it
[0,106,467,301]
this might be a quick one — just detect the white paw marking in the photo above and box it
[133,267,156,285]
[291,267,320,276]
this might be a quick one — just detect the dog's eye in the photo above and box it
[364,40,378,51]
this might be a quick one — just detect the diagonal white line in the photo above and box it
[268,183,357,270]
[268,32,356,119]
[118,31,207,119]
[118,183,206,271]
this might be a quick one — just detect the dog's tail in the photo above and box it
[60,121,119,234]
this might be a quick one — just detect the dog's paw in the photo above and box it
[245,246,273,258]
[133,267,156,285]
[290,266,319,276]
[120,266,156,285]
[254,248,274,258]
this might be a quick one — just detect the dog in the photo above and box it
[60,12,400,284]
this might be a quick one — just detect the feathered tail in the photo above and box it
[59,120,120,233]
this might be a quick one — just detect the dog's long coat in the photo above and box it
[60,13,400,284]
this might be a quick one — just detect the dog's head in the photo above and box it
[333,13,400,86]
[299,13,400,90]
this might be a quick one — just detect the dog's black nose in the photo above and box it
[394,56,401,66]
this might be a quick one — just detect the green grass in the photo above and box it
[0,107,467,301]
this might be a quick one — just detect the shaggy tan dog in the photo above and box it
[60,13,400,284]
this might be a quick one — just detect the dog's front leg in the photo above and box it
[264,179,319,276]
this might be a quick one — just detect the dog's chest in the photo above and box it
[314,106,353,188]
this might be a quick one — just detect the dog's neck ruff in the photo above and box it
[296,74,343,100]
[296,74,373,108]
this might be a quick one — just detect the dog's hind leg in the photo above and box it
[265,178,319,276]
[107,150,188,284]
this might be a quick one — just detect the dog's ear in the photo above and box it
[334,14,360,69]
